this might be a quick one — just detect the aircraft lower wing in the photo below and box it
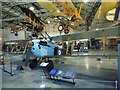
[51,26,120,41]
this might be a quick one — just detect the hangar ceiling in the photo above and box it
[1,1,120,34]
[1,2,52,28]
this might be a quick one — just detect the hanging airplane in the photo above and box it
[18,1,119,35]
[13,6,47,37]
[37,0,120,32]
[36,1,84,34]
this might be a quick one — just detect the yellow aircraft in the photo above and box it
[37,0,120,33]
[37,0,84,34]
[10,1,120,36]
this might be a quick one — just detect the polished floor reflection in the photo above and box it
[1,49,118,88]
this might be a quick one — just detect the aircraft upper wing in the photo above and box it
[37,2,65,17]
[37,0,83,20]
[60,1,83,21]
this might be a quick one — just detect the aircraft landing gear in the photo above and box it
[15,33,18,36]
[45,60,54,72]
[28,57,54,71]
[29,59,38,69]
[58,24,70,34]
[64,29,70,34]
[40,58,54,72]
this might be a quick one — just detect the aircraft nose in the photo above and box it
[38,45,41,49]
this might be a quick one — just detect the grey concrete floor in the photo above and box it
[1,49,118,89]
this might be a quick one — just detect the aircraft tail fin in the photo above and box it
[114,7,120,21]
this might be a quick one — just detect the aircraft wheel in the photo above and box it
[15,33,18,36]
[64,29,69,34]
[58,25,64,31]
[29,59,38,69]
[58,49,62,55]
[46,60,54,72]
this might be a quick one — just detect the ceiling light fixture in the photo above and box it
[29,7,34,11]
[96,28,99,30]
[84,0,89,3]
[48,21,50,23]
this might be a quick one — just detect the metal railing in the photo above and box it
[1,53,14,76]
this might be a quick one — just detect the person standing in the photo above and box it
[68,43,72,55]
[62,42,67,55]
[77,42,81,52]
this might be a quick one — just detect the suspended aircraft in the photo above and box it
[7,6,42,37]
[37,0,120,33]
[18,1,119,34]
[37,0,84,34]
[8,6,47,37]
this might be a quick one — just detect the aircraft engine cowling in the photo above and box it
[30,40,61,57]
[54,47,62,56]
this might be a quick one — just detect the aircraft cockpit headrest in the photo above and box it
[39,37,43,40]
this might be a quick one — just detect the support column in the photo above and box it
[118,44,120,89]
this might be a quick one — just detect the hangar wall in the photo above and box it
[4,28,25,41]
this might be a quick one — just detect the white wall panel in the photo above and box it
[0,29,3,50]
[4,28,25,41]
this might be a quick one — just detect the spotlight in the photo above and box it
[29,7,34,11]
[84,0,89,3]
[47,21,50,23]
[96,28,99,30]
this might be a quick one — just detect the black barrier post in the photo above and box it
[2,53,5,71]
